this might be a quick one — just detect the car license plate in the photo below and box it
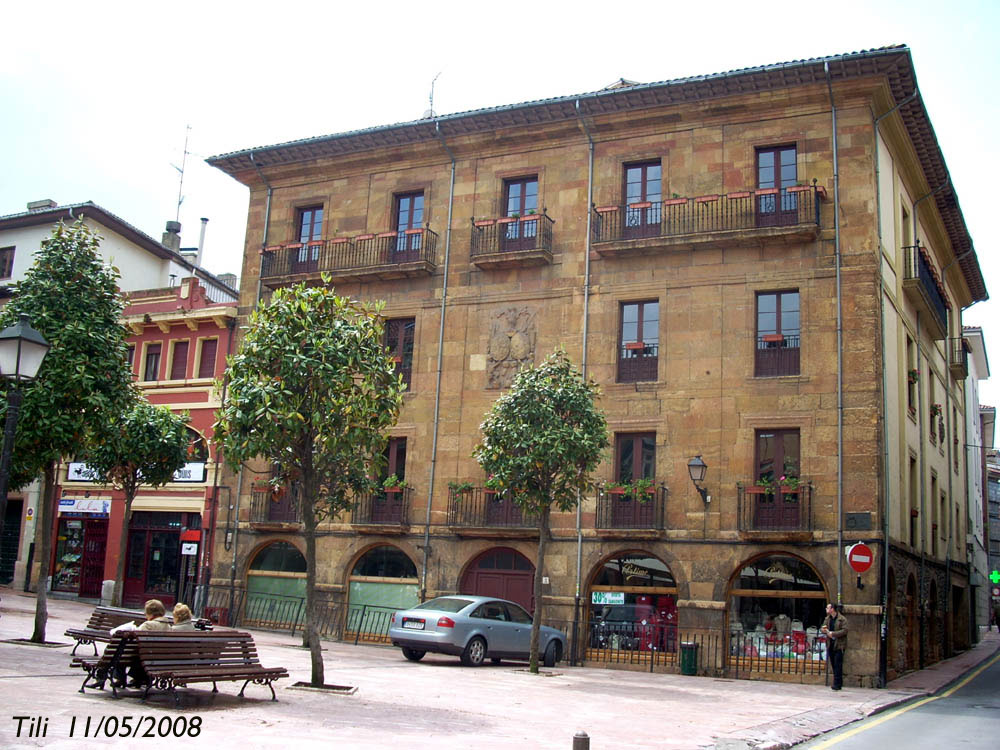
[403,619,424,630]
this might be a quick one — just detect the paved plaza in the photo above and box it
[1,589,996,749]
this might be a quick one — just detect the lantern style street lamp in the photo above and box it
[0,315,50,575]
[687,455,709,503]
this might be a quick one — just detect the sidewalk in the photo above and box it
[2,589,997,750]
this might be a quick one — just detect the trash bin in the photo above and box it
[679,641,699,675]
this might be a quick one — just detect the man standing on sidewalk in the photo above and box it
[822,602,848,690]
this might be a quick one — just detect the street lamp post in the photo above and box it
[0,315,50,579]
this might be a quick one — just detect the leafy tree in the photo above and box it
[0,220,134,642]
[473,349,607,673]
[215,282,404,686]
[85,398,191,606]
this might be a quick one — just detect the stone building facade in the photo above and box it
[207,46,988,686]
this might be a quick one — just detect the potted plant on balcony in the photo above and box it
[605,481,628,496]
[448,480,475,503]
[382,474,409,493]
[631,477,655,501]
[930,403,942,419]
[907,368,920,385]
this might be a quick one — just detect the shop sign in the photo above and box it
[591,591,625,605]
[58,497,111,515]
[66,462,100,482]
[173,462,206,483]
[180,542,198,556]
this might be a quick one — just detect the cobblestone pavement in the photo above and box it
[2,589,996,750]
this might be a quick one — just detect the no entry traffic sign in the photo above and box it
[846,543,875,574]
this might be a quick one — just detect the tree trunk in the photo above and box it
[301,485,324,687]
[31,461,56,643]
[111,493,134,607]
[529,506,550,674]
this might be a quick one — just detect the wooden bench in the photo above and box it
[65,606,213,655]
[72,635,138,698]
[135,631,288,706]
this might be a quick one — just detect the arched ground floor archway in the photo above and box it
[345,544,419,643]
[584,549,678,667]
[727,552,829,678]
[459,546,535,613]
[243,540,307,630]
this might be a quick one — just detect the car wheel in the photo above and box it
[543,640,561,668]
[461,636,487,667]
[401,647,426,662]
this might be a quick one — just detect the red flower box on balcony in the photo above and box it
[695,194,720,203]
[405,228,423,234]
[595,205,620,213]
[628,201,652,209]
[786,185,812,193]
[754,188,779,196]
[761,334,784,343]
[355,234,375,241]
[474,219,495,227]
[726,191,751,200]
[625,342,646,351]
[663,198,688,206]
[330,237,349,244]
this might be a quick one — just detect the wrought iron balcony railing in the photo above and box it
[471,212,555,260]
[352,487,411,526]
[902,245,949,340]
[737,483,813,532]
[596,485,666,530]
[260,228,438,279]
[755,334,801,377]
[249,484,300,525]
[447,486,533,528]
[591,185,821,245]
[949,337,969,380]
[617,343,658,383]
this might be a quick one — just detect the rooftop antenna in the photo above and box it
[170,125,191,222]
[423,72,441,119]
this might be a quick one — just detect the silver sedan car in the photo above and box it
[388,595,567,667]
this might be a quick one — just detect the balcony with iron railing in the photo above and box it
[447,486,535,533]
[591,185,823,256]
[949,337,969,380]
[755,334,800,378]
[249,483,301,528]
[617,343,658,383]
[470,211,555,270]
[737,482,813,534]
[351,487,412,530]
[260,228,438,284]
[596,484,667,531]
[902,245,949,340]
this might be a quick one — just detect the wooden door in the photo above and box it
[79,519,107,597]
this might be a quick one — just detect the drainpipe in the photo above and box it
[826,62,845,602]
[872,89,919,687]
[421,121,456,602]
[250,152,273,310]
[197,316,236,615]
[574,99,596,663]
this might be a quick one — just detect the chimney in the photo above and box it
[27,199,58,212]
[217,273,238,290]
[196,217,209,266]
[162,220,182,252]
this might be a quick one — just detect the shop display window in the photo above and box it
[53,519,84,591]
[588,551,678,653]
[728,554,829,667]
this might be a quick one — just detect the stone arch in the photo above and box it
[344,543,419,641]
[585,549,679,655]
[458,546,535,613]
[242,540,308,629]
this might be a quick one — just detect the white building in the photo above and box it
[0,199,237,590]
[962,327,991,636]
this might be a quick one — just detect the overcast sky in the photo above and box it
[2,0,997,407]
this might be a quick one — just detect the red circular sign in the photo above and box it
[847,543,874,574]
